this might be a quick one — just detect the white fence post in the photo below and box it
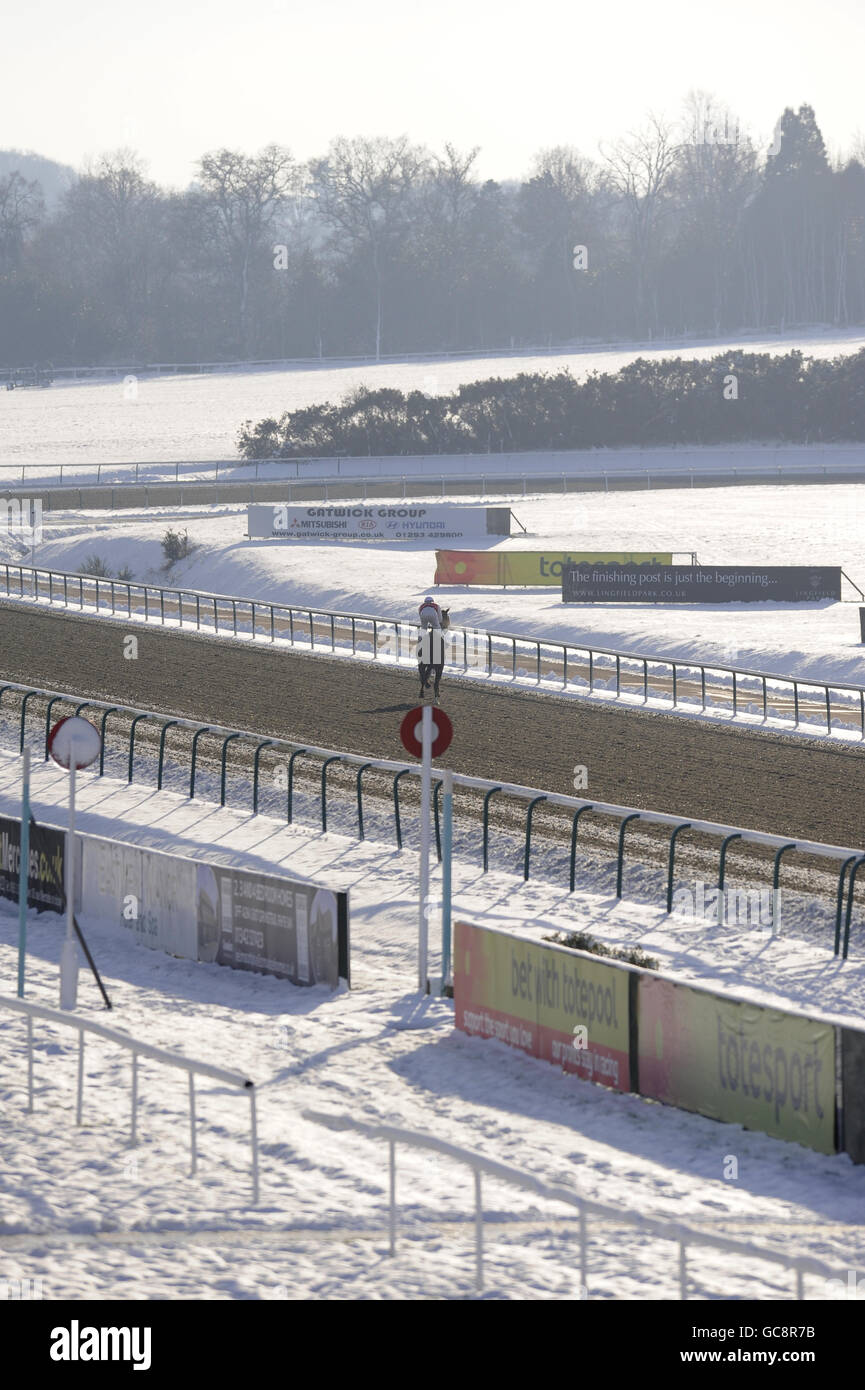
[26,1015,34,1112]
[76,1029,85,1124]
[188,1073,197,1175]
[475,1171,484,1291]
[250,1089,259,1205]
[130,1051,138,1146]
[389,1140,397,1255]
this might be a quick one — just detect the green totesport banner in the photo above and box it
[434,550,674,586]
[638,976,835,1153]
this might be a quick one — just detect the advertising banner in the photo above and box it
[249,504,504,542]
[435,550,673,586]
[80,836,350,989]
[453,920,631,1090]
[841,1028,865,1164]
[0,813,65,913]
[637,976,835,1153]
[81,837,198,957]
[197,863,349,989]
[562,563,842,604]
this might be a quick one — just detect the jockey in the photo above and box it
[418,596,442,628]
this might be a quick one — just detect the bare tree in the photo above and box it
[0,170,44,272]
[197,145,298,356]
[602,115,679,336]
[310,136,428,358]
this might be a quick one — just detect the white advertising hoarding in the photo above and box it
[81,837,197,960]
[248,503,498,541]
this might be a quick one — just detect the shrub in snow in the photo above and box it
[161,528,196,567]
[78,554,113,577]
[545,929,658,970]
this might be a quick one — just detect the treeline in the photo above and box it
[2,96,865,365]
[237,348,865,457]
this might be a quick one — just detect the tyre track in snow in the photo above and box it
[1,602,863,848]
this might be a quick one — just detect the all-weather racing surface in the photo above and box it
[0,602,863,846]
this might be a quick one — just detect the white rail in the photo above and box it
[304,1109,844,1297]
[0,994,259,1203]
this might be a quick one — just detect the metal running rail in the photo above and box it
[3,562,864,739]
[303,1109,844,1297]
[3,459,865,497]
[0,993,259,1202]
[0,678,862,956]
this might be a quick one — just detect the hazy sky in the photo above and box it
[3,0,863,185]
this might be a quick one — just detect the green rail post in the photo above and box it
[834,857,859,955]
[771,843,797,935]
[434,779,443,862]
[569,805,595,891]
[157,721,180,790]
[718,832,742,892]
[441,769,454,990]
[189,727,211,799]
[252,740,275,813]
[666,823,693,913]
[287,748,308,823]
[43,695,66,757]
[392,768,412,849]
[482,787,502,871]
[127,713,150,783]
[356,762,374,840]
[321,755,343,832]
[220,733,243,806]
[615,813,641,899]
[523,796,547,880]
[842,856,865,960]
[17,747,30,997]
[19,690,39,752]
[99,707,118,774]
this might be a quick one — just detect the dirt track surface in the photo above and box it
[1,603,863,847]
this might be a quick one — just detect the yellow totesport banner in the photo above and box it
[638,976,836,1153]
[434,550,674,586]
[453,921,632,1090]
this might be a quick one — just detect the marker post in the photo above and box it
[418,705,432,992]
[441,768,453,992]
[399,704,454,995]
[59,744,79,1011]
[16,748,30,998]
[46,716,103,1013]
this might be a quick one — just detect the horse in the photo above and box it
[417,608,451,702]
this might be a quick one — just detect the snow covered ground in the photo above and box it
[1,749,864,1300]
[2,327,865,468]
[9,483,865,686]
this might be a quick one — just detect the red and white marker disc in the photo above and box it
[47,716,102,769]
[400,706,453,759]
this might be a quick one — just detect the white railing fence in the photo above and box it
[304,1109,844,1298]
[0,994,259,1202]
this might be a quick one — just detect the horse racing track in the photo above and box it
[1,602,863,848]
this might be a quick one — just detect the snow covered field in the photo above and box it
[10,483,865,685]
[1,750,864,1300]
[2,328,865,468]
